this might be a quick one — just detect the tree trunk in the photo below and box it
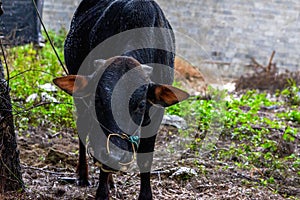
[0,58,24,192]
[0,0,24,192]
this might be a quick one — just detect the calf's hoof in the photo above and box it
[95,192,109,200]
[76,178,90,186]
[95,196,109,200]
[138,193,152,200]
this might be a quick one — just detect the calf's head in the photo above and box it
[53,56,189,171]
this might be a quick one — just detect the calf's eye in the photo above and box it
[138,100,146,110]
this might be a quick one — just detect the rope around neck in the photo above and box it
[106,133,139,166]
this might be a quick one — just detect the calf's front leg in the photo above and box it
[137,107,164,200]
[75,98,92,186]
[137,135,157,200]
[96,169,111,200]
[76,139,89,186]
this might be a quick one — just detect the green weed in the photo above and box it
[5,30,74,132]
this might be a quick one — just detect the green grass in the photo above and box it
[5,30,74,131]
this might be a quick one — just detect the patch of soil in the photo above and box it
[1,121,298,200]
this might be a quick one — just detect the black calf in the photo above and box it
[53,0,189,199]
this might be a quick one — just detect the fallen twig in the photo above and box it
[21,164,74,176]
[195,184,228,189]
[251,57,265,70]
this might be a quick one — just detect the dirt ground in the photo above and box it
[1,120,298,200]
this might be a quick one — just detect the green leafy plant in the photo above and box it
[5,30,75,132]
[280,79,300,105]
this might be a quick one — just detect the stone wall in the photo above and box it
[42,0,300,80]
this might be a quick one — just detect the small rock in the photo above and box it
[26,92,58,103]
[169,167,197,180]
[162,115,187,129]
[39,83,57,92]
[26,93,38,102]
[41,92,58,102]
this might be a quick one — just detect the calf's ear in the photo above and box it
[53,75,89,95]
[147,84,189,107]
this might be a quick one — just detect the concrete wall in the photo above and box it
[43,0,300,80]
[43,0,81,31]
[156,0,300,80]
